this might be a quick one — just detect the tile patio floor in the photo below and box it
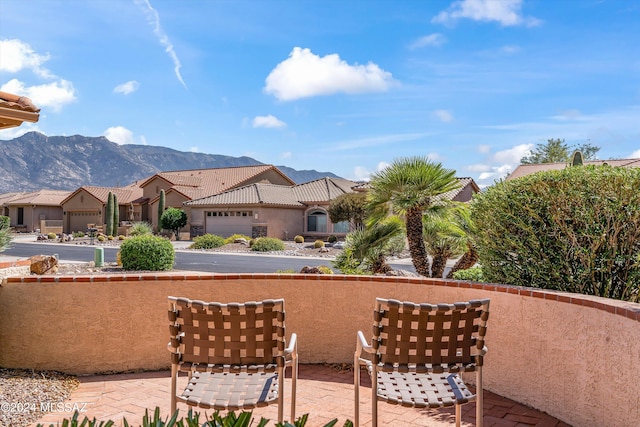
[33,365,569,427]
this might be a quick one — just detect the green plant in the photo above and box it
[72,231,85,238]
[249,238,258,247]
[106,192,114,237]
[224,233,251,244]
[0,216,11,252]
[129,221,153,236]
[472,166,640,301]
[293,235,304,243]
[107,235,114,241]
[37,407,353,427]
[98,235,105,242]
[452,266,485,282]
[251,237,285,252]
[158,189,166,231]
[276,268,296,274]
[0,215,10,230]
[317,265,334,274]
[119,235,175,271]
[314,240,325,248]
[118,235,126,240]
[113,193,119,236]
[191,234,225,249]
[47,232,57,240]
[327,235,337,243]
[160,207,188,240]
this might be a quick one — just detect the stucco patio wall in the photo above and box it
[1,273,639,426]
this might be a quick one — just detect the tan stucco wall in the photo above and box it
[0,274,638,426]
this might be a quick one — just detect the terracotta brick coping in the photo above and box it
[7,272,639,322]
[0,259,31,269]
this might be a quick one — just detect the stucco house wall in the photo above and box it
[61,189,103,233]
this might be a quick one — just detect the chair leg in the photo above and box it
[278,366,284,423]
[476,368,484,427]
[371,370,378,427]
[455,404,461,427]
[354,356,360,427]
[291,358,298,422]
[170,364,178,414]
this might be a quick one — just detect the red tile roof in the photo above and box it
[507,158,640,180]
[0,91,40,129]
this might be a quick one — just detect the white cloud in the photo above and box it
[0,39,53,78]
[352,166,373,181]
[432,0,540,27]
[1,78,76,112]
[477,144,491,154]
[492,143,533,164]
[104,126,136,145]
[478,164,513,181]
[113,80,140,95]
[467,163,490,172]
[264,47,396,101]
[0,122,42,139]
[135,0,186,88]
[281,151,292,159]
[190,146,199,152]
[433,109,454,123]
[409,33,446,49]
[630,149,640,158]
[252,115,286,129]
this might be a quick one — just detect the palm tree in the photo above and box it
[422,204,466,278]
[350,216,405,274]
[367,156,460,277]
[446,204,480,278]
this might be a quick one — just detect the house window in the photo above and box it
[307,210,327,233]
[17,207,24,225]
[333,221,349,233]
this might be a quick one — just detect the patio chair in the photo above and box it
[168,297,298,422]
[354,298,490,427]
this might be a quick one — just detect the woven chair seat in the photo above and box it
[375,369,473,408]
[179,371,280,410]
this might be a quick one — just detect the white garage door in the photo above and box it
[205,211,253,237]
[68,211,101,233]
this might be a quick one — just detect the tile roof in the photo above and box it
[349,177,479,201]
[61,186,144,205]
[185,177,359,207]
[140,165,295,197]
[507,158,640,180]
[5,189,72,205]
[0,192,27,206]
[0,91,40,129]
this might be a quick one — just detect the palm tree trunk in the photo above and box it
[446,243,479,278]
[406,208,430,276]
[372,254,392,274]
[431,247,452,278]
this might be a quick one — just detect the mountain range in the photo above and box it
[0,132,340,193]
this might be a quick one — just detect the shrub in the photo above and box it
[160,207,187,239]
[224,233,251,244]
[0,216,10,252]
[452,266,485,282]
[0,215,10,230]
[97,235,105,242]
[116,250,122,266]
[276,268,296,274]
[119,235,175,271]
[251,237,285,252]
[118,235,125,240]
[294,235,305,243]
[314,239,325,248]
[47,232,57,240]
[128,221,152,236]
[72,231,85,238]
[107,235,114,241]
[191,234,225,249]
[318,265,334,274]
[327,235,337,243]
[332,246,369,275]
[471,165,640,301]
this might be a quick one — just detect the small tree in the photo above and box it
[112,193,119,236]
[157,189,166,231]
[521,138,600,164]
[105,192,114,237]
[328,192,367,231]
[0,215,11,252]
[160,207,187,240]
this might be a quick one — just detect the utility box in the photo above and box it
[94,247,104,267]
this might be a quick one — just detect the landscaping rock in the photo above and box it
[29,255,59,275]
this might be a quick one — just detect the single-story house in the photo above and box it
[60,184,143,234]
[185,177,480,240]
[2,190,70,233]
[185,177,359,239]
[507,158,640,180]
[139,165,295,232]
[0,91,40,130]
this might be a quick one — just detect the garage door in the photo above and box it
[205,211,253,237]
[68,211,101,233]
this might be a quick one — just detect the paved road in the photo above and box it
[2,240,416,274]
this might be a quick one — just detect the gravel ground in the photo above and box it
[0,368,79,427]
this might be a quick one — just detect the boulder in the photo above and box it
[29,255,59,275]
[300,266,326,274]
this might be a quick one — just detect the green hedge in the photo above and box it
[471,165,640,301]
[251,237,285,252]
[190,233,225,249]
[119,235,175,271]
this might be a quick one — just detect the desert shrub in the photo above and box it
[107,235,114,241]
[97,235,105,242]
[118,235,125,240]
[249,238,257,247]
[314,239,325,248]
[128,221,152,236]
[0,216,10,252]
[294,235,305,243]
[251,237,285,252]
[72,231,85,238]
[0,215,10,230]
[119,235,175,271]
[276,268,296,274]
[191,234,225,249]
[47,232,57,240]
[318,265,334,274]
[224,233,251,244]
[327,235,337,243]
[452,266,485,282]
[471,165,640,301]
[116,250,122,266]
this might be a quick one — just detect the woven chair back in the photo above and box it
[169,297,286,369]
[373,298,489,372]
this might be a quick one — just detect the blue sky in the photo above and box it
[1,0,639,188]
